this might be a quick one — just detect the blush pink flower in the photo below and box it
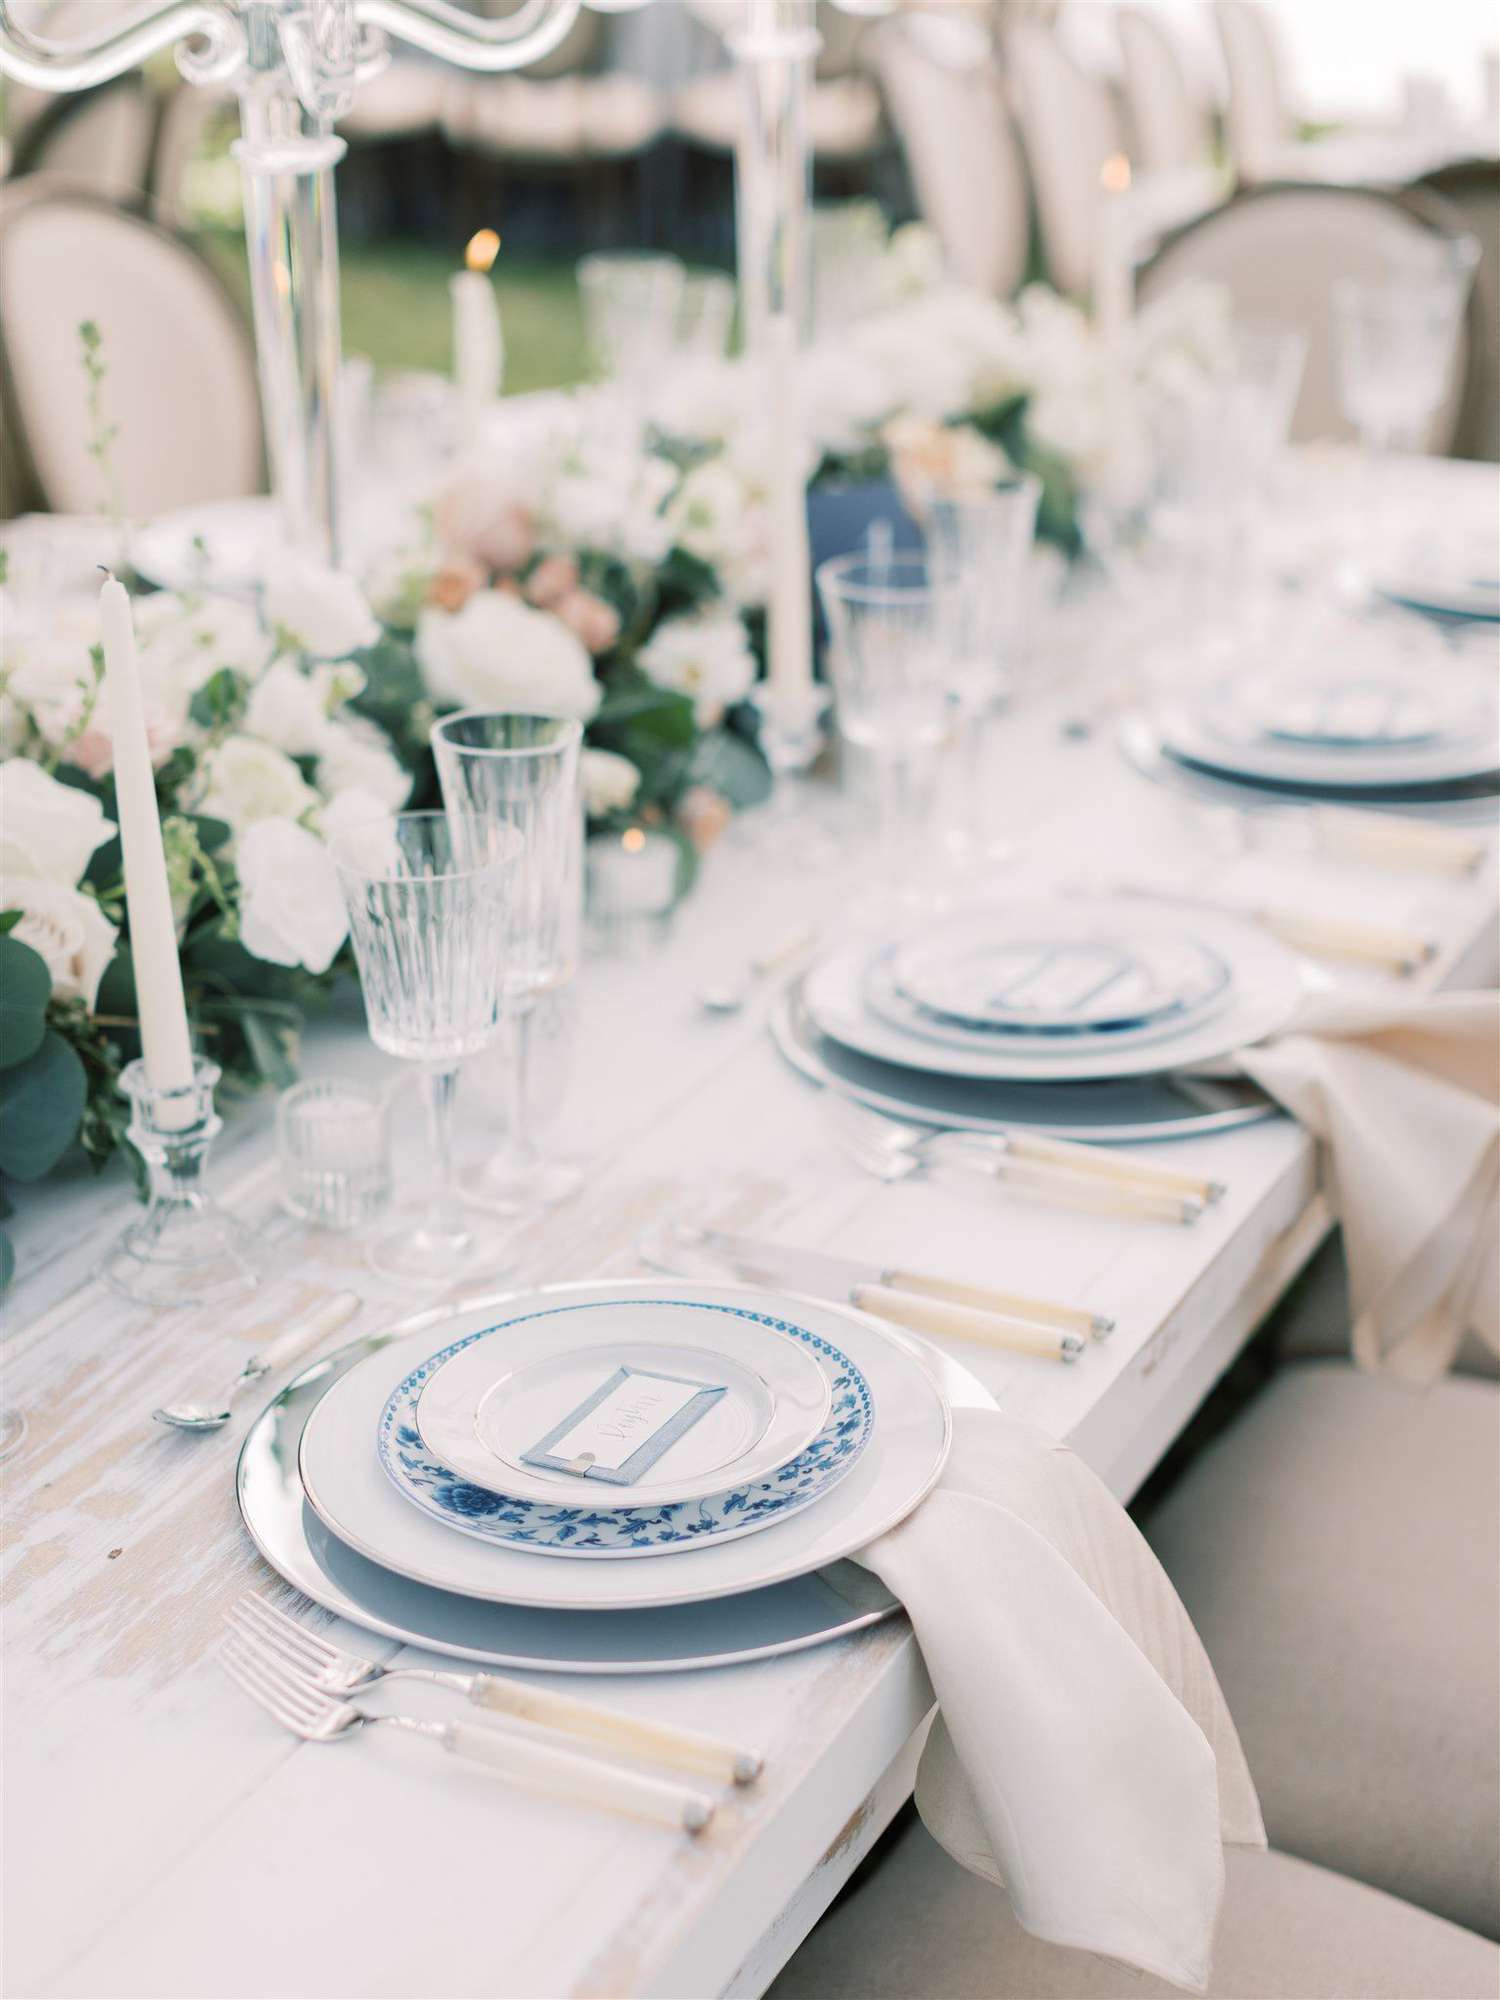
[524,553,580,610]
[432,476,536,574]
[556,588,621,656]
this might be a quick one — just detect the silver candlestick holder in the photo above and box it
[100,1057,263,1309]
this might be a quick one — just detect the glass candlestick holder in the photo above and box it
[99,1057,263,1309]
[741,681,835,859]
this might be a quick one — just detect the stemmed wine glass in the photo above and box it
[814,551,951,899]
[432,711,584,1211]
[330,810,518,1285]
[926,477,1041,862]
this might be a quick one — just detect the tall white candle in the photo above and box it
[451,228,504,417]
[1093,152,1135,354]
[98,575,196,1123]
[766,311,814,704]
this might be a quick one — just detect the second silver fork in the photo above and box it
[230,1592,763,1784]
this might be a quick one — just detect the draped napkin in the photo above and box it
[1236,989,1500,1382]
[857,1409,1264,1994]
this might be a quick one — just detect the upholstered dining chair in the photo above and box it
[0,180,262,519]
[1143,1351,1500,1945]
[1215,0,1291,184]
[1003,17,1124,299]
[1417,159,1500,462]
[1136,183,1479,450]
[11,77,158,203]
[1117,6,1213,175]
[769,1824,1499,1997]
[866,10,1029,301]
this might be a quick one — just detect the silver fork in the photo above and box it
[230,1592,762,1784]
[220,1623,716,1832]
[825,1106,1203,1226]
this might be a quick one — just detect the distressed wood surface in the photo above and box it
[4,458,1497,2000]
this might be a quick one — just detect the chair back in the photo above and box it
[1137,182,1476,451]
[868,12,1029,299]
[0,181,262,517]
[1418,159,1500,462]
[14,79,157,203]
[1005,19,1123,298]
[1118,7,1210,172]
[1215,0,1288,182]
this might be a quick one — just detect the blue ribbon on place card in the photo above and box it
[520,1365,728,1487]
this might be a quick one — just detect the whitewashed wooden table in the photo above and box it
[4,459,1498,2000]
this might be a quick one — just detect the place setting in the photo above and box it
[1120,656,1500,825]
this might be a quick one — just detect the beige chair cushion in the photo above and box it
[769,1825,1500,1999]
[1145,1361,1500,1939]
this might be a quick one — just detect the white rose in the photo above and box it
[243,657,368,757]
[416,590,601,720]
[6,877,117,1008]
[135,591,273,707]
[262,561,380,659]
[581,748,641,817]
[637,610,757,727]
[664,457,769,603]
[4,597,101,747]
[199,734,317,837]
[236,817,348,974]
[314,784,398,848]
[0,759,116,887]
[314,716,411,812]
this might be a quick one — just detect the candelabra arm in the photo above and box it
[0,0,244,90]
[353,0,580,72]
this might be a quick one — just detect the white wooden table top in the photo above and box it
[4,455,1498,2000]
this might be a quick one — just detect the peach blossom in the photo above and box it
[432,476,536,574]
[556,589,622,657]
[678,784,732,854]
[524,553,580,610]
[424,555,486,615]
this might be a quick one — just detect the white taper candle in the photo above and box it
[766,311,814,702]
[98,574,196,1123]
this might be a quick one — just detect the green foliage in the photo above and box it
[0,1031,87,1182]
[0,935,50,1070]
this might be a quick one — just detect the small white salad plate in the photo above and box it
[416,1306,830,1508]
[1159,677,1499,790]
[804,901,1305,1085]
[386,1304,867,1560]
[882,913,1232,1040]
[297,1282,950,1612]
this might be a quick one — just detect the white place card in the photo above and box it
[521,1365,727,1487]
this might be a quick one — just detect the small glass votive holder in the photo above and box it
[585,825,681,956]
[277,1080,392,1231]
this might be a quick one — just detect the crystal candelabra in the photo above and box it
[0,0,583,569]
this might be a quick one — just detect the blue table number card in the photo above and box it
[521,1365,727,1487]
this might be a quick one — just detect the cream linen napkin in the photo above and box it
[857,1409,1264,1995]
[1236,989,1500,1382]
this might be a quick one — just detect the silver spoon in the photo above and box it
[153,1291,361,1432]
[698,921,818,1015]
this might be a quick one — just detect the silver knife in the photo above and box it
[640,1223,1107,1348]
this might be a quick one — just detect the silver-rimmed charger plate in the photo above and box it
[771,975,1278,1142]
[1118,713,1500,826]
[1160,685,1499,789]
[236,1284,994,1675]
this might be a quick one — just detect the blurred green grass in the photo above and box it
[201,228,590,393]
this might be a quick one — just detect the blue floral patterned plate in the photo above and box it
[377,1299,874,1560]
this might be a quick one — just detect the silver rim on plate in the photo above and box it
[236,1283,993,1675]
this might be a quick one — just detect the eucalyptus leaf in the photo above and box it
[0,1032,87,1181]
[0,936,51,1071]
[689,728,772,810]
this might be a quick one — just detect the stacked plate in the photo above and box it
[1124,667,1500,818]
[773,895,1303,1141]
[239,1280,988,1675]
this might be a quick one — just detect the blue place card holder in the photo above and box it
[520,1364,727,1487]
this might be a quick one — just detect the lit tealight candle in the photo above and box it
[586,826,680,949]
[450,228,504,417]
[98,572,197,1129]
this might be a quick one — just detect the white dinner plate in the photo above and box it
[236,1292,996,1675]
[884,911,1232,1038]
[804,902,1305,1084]
[417,1307,830,1508]
[297,1281,950,1611]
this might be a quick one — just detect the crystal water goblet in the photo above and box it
[815,552,951,897]
[432,711,584,1211]
[330,810,518,1284]
[577,251,687,394]
[926,478,1041,863]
